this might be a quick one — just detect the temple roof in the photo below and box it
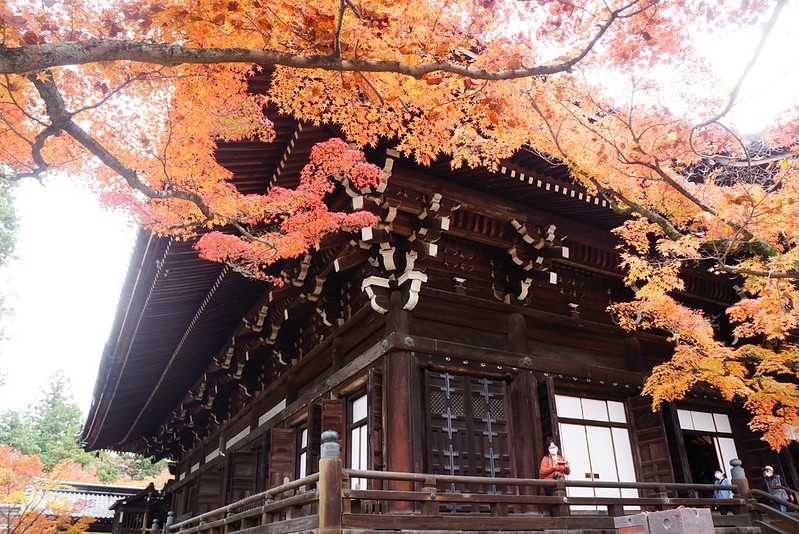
[80,105,671,456]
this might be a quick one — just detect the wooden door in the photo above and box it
[227,451,257,503]
[628,397,675,484]
[268,428,296,487]
[425,371,511,486]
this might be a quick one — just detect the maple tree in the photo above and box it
[0,445,95,534]
[0,372,169,483]
[0,0,797,447]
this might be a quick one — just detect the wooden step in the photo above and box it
[754,519,792,534]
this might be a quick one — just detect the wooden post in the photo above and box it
[165,511,175,534]
[318,430,342,534]
[384,291,422,511]
[421,477,438,516]
[262,495,274,527]
[608,504,624,517]
[507,313,542,513]
[730,458,750,515]
[553,479,570,517]
[655,485,668,511]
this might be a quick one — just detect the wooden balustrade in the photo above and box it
[164,431,761,534]
[167,474,319,534]
[338,468,745,531]
[117,527,158,534]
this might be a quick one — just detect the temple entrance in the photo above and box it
[425,371,511,487]
[684,434,721,493]
[677,409,740,480]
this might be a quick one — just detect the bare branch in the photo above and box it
[690,0,787,159]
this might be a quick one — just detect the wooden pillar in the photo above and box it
[664,404,692,485]
[222,449,232,504]
[780,447,799,489]
[507,314,542,482]
[541,376,561,449]
[384,291,422,473]
[384,353,420,466]
[318,431,342,534]
[384,291,423,510]
[256,433,269,492]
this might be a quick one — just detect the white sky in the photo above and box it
[0,3,798,417]
[0,178,135,414]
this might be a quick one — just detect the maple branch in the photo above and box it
[26,71,277,250]
[715,263,799,280]
[689,0,787,160]
[596,181,685,240]
[333,0,347,58]
[29,71,216,216]
[711,151,796,168]
[0,3,641,78]
[528,94,685,242]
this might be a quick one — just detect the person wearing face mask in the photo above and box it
[712,470,733,515]
[539,441,570,496]
[762,465,789,512]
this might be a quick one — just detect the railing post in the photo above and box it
[165,511,175,534]
[730,458,750,515]
[553,479,570,517]
[262,494,274,526]
[421,477,439,516]
[656,485,668,511]
[318,430,343,534]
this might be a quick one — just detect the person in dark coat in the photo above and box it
[762,465,789,512]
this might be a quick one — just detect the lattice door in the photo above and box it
[426,371,511,493]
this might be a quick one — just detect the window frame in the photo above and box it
[554,393,631,430]
[296,426,308,479]
[347,391,369,489]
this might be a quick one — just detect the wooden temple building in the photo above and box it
[81,80,799,533]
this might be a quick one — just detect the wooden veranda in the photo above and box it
[160,433,798,534]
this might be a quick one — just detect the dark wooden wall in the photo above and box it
[166,275,778,517]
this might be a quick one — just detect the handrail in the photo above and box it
[162,434,774,534]
[751,502,799,529]
[750,489,799,514]
[343,487,743,506]
[168,473,319,531]
[343,468,733,492]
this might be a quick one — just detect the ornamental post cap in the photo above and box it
[320,430,340,459]
[321,430,339,443]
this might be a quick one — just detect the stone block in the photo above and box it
[647,508,714,534]
[614,513,649,534]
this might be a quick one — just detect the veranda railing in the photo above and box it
[161,430,781,534]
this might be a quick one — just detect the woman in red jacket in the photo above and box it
[539,441,570,495]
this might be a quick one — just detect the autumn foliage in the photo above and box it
[0,0,798,446]
[0,445,94,534]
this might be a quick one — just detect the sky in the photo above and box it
[0,178,136,414]
[0,3,798,418]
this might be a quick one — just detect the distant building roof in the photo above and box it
[45,482,144,519]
